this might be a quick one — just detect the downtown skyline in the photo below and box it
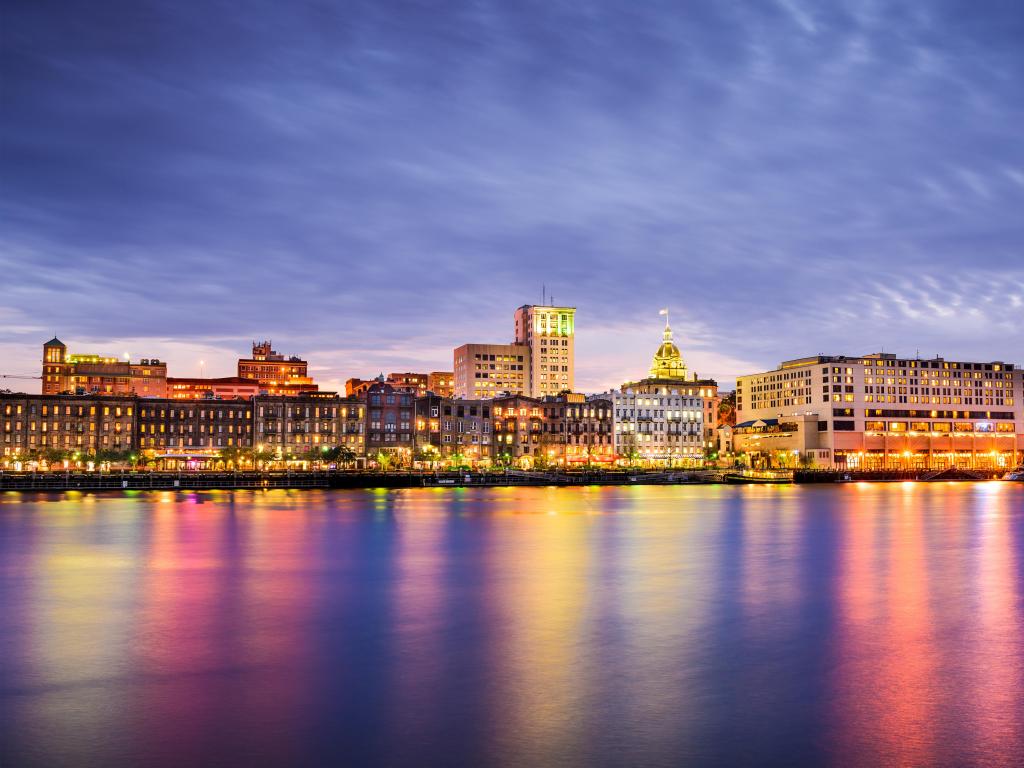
[3,1,1023,393]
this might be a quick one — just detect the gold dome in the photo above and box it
[649,311,689,380]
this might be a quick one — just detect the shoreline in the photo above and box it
[0,468,1014,491]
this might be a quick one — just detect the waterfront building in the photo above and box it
[364,381,415,465]
[338,396,366,455]
[42,337,167,397]
[734,353,1023,470]
[453,343,529,399]
[1,393,135,462]
[490,392,611,467]
[253,393,341,455]
[414,395,494,464]
[514,304,575,397]
[567,395,615,465]
[603,313,708,465]
[491,394,546,465]
[167,376,260,400]
[137,399,253,455]
[237,341,318,395]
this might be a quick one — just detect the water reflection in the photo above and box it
[0,485,1021,767]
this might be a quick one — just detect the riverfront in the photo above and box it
[2,484,1022,767]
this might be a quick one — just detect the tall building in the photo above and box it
[513,304,575,397]
[453,343,529,399]
[734,353,1023,470]
[41,337,167,398]
[237,341,317,395]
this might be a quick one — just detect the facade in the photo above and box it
[606,313,709,465]
[414,395,494,464]
[427,371,455,397]
[565,395,615,465]
[237,341,317,395]
[253,393,341,455]
[167,376,260,400]
[609,387,704,465]
[491,392,612,466]
[514,304,575,397]
[734,353,1023,470]
[453,343,529,399]
[42,338,167,397]
[364,381,415,463]
[137,399,253,455]
[1,394,135,460]
[338,396,366,455]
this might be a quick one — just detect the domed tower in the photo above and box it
[649,310,689,381]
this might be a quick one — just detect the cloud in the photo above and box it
[2,0,1023,392]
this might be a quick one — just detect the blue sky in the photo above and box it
[2,0,1022,392]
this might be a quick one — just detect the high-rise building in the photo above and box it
[733,353,1023,470]
[41,337,167,398]
[453,343,529,399]
[513,304,575,397]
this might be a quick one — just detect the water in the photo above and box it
[1,484,1022,767]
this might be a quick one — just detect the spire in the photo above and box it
[649,308,688,381]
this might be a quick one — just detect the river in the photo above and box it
[1,484,1022,767]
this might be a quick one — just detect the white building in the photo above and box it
[734,352,1023,470]
[604,312,705,465]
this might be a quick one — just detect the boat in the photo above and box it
[724,471,791,485]
[1003,468,1024,482]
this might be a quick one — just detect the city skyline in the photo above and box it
[3,1,1023,393]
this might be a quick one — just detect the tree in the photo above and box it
[218,446,242,468]
[375,451,393,471]
[717,392,737,428]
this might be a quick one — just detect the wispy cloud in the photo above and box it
[2,0,1022,390]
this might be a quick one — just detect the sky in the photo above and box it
[2,0,1022,394]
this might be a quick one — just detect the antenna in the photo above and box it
[542,284,546,306]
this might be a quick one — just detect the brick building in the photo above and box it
[42,337,167,398]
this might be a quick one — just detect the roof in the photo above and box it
[735,418,779,428]
[44,337,65,347]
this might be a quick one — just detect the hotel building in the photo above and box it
[514,304,575,397]
[734,353,1023,470]
[453,343,529,399]
[42,337,167,398]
